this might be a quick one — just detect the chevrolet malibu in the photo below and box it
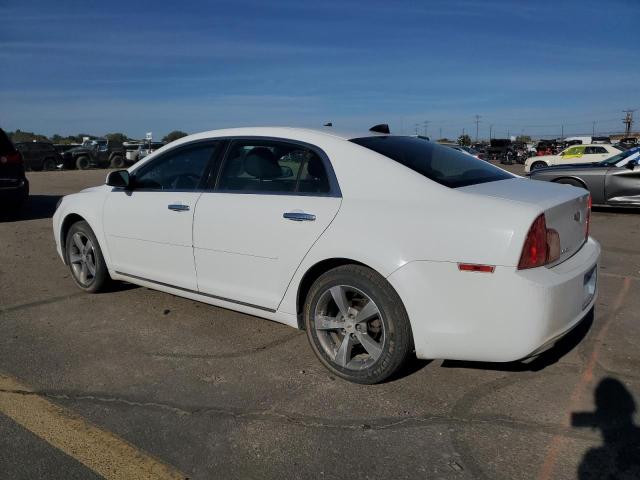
[53,127,600,383]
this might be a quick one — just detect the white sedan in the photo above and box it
[525,144,621,172]
[53,126,600,383]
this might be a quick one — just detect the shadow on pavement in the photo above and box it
[572,377,640,479]
[0,195,61,222]
[440,307,594,372]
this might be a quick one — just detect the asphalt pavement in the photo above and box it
[0,166,639,480]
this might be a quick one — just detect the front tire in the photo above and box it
[76,156,90,170]
[530,161,547,170]
[65,221,110,293]
[110,155,125,168]
[304,265,413,384]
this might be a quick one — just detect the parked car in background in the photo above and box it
[54,126,599,383]
[487,138,511,162]
[15,141,62,171]
[125,142,165,164]
[54,143,81,156]
[443,144,485,161]
[528,146,640,208]
[60,138,126,170]
[0,128,29,210]
[525,144,621,172]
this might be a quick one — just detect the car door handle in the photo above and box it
[168,204,190,212]
[283,211,316,222]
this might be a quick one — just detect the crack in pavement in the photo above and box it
[0,292,85,315]
[0,387,601,442]
[144,331,304,359]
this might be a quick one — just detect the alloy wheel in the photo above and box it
[68,232,97,286]
[313,285,385,370]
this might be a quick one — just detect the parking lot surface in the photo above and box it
[1,167,639,479]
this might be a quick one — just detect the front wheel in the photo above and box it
[110,155,125,168]
[304,265,413,384]
[530,161,548,171]
[76,156,90,170]
[65,221,111,293]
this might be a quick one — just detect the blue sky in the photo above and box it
[1,0,639,140]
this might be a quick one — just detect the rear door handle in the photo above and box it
[283,211,316,222]
[168,204,190,212]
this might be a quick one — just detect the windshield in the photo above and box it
[599,147,640,166]
[351,136,513,188]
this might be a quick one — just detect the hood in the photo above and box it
[65,146,90,155]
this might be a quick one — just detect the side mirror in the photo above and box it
[625,159,639,170]
[106,169,131,188]
[279,166,294,178]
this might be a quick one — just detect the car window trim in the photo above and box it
[207,136,341,198]
[128,139,223,193]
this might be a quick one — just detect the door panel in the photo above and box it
[605,166,640,205]
[102,141,219,290]
[103,191,202,289]
[193,193,341,310]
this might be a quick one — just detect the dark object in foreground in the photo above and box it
[0,128,29,211]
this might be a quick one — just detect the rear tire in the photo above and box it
[43,157,57,171]
[76,156,90,170]
[65,221,111,293]
[530,161,547,170]
[304,265,413,384]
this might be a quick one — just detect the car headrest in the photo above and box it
[244,147,281,179]
[307,156,325,179]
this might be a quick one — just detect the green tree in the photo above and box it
[457,134,471,146]
[162,130,188,143]
[105,132,129,143]
[516,135,532,143]
[9,129,49,143]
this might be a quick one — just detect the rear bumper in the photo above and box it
[387,237,600,362]
[0,177,29,203]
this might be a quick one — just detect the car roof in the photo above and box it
[186,126,390,142]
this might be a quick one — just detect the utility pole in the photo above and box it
[423,120,430,138]
[489,124,493,140]
[561,125,564,139]
[414,123,419,135]
[439,126,442,139]
[592,121,596,137]
[623,110,635,137]
[473,115,481,142]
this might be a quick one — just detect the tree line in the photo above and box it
[6,129,189,144]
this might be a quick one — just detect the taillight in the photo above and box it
[0,151,22,165]
[585,195,592,239]
[518,214,561,269]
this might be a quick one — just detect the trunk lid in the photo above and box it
[459,178,589,265]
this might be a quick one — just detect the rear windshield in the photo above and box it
[351,136,513,188]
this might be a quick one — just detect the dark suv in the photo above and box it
[15,141,62,171]
[60,138,125,170]
[0,128,29,209]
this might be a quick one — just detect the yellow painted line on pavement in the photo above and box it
[0,375,186,480]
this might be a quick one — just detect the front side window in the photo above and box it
[133,142,216,190]
[216,140,330,194]
[351,136,512,188]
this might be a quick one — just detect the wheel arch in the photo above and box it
[59,213,88,263]
[295,257,377,329]
[551,176,588,189]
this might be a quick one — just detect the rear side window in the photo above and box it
[216,140,330,194]
[351,136,512,188]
